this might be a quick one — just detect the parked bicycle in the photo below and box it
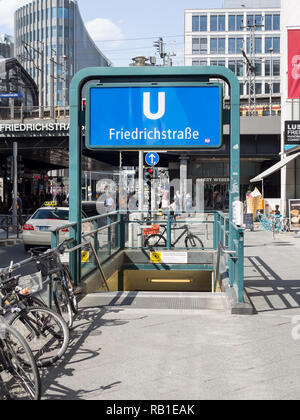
[0,318,41,400]
[30,241,78,329]
[258,213,290,233]
[144,223,204,249]
[0,270,69,368]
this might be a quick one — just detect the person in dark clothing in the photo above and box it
[17,193,23,228]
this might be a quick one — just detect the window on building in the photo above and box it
[229,38,235,54]
[240,83,244,96]
[210,15,225,32]
[210,15,217,31]
[57,7,63,19]
[273,82,280,93]
[255,61,262,76]
[229,37,243,54]
[228,14,243,31]
[210,60,225,66]
[255,37,262,54]
[255,15,262,30]
[218,15,225,31]
[273,15,280,30]
[192,60,207,66]
[273,60,280,76]
[255,82,262,94]
[265,59,280,76]
[192,38,199,54]
[228,60,244,77]
[265,14,280,31]
[210,38,225,54]
[265,37,280,53]
[192,15,199,32]
[192,15,207,32]
[246,14,254,27]
[52,7,56,19]
[192,37,207,54]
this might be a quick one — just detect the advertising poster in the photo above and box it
[289,199,300,230]
[288,29,300,99]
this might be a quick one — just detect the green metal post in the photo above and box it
[93,219,99,253]
[213,212,219,250]
[107,215,112,257]
[118,213,125,249]
[237,229,244,303]
[229,223,235,287]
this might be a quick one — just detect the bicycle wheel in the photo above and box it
[62,266,79,315]
[185,235,204,249]
[0,324,41,400]
[9,306,69,368]
[144,234,167,248]
[53,280,73,329]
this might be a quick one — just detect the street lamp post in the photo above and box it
[269,47,274,116]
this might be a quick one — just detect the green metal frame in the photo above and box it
[69,66,241,287]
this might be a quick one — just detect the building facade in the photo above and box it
[0,57,39,118]
[185,0,281,114]
[14,0,111,107]
[0,34,14,58]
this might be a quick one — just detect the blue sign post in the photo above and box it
[86,84,222,150]
[145,152,159,166]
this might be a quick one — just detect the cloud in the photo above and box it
[85,18,125,50]
[0,0,28,28]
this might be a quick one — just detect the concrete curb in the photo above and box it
[0,239,23,247]
[220,256,255,315]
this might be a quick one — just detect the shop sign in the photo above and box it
[199,178,230,183]
[289,199,300,231]
[288,29,300,99]
[285,121,300,145]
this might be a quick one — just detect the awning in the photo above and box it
[250,152,300,183]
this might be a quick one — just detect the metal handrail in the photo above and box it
[215,242,237,292]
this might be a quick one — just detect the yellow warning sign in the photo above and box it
[81,251,90,263]
[150,252,161,263]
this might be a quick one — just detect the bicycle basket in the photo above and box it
[143,224,160,235]
[35,252,62,276]
[18,272,43,296]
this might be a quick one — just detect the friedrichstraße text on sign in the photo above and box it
[0,123,70,132]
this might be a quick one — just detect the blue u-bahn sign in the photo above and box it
[86,83,222,150]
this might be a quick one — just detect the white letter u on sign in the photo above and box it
[143,92,165,120]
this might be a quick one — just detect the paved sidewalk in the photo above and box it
[41,228,300,400]
[244,227,300,315]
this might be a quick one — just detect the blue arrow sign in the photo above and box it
[145,152,159,166]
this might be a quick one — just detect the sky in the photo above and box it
[0,0,223,66]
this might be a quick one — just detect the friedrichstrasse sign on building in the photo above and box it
[0,123,70,132]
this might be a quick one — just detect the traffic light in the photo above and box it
[153,37,164,58]
[81,98,86,111]
[144,167,153,189]
[18,156,24,177]
[6,156,13,180]
[144,168,153,217]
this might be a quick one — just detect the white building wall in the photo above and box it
[185,6,281,101]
